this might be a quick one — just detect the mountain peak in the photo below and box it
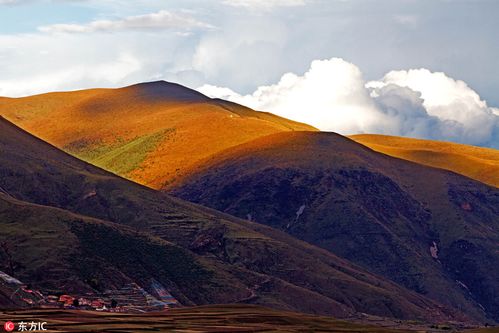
[124,80,209,103]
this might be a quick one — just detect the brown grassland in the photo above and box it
[350,134,499,188]
[0,82,315,189]
[0,305,495,332]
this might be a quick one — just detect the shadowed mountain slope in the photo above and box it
[350,134,499,188]
[0,117,464,322]
[0,81,315,189]
[0,192,227,305]
[171,131,499,323]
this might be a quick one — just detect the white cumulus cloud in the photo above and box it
[199,58,499,147]
[369,69,499,146]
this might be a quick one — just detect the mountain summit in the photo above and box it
[0,81,315,189]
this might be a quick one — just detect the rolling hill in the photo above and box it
[350,134,499,188]
[0,116,465,322]
[171,131,499,323]
[0,81,315,189]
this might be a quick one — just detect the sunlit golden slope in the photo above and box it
[0,81,315,189]
[350,134,499,188]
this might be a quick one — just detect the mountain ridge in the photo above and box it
[350,134,499,188]
[171,131,499,322]
[0,81,316,189]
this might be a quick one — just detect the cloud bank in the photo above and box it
[222,0,307,9]
[0,0,25,4]
[38,10,213,34]
[0,31,185,97]
[199,58,499,147]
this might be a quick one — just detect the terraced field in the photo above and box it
[0,305,492,333]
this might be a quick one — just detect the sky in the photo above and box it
[0,0,498,147]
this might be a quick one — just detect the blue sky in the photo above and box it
[0,0,498,146]
[0,1,95,33]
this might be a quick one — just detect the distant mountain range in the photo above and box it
[1,81,498,325]
[2,81,496,189]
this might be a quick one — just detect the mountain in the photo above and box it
[0,192,213,304]
[0,116,464,322]
[0,82,315,189]
[171,131,499,322]
[350,134,499,188]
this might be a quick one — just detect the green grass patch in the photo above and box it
[69,129,175,177]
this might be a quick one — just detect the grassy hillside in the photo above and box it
[172,131,499,323]
[0,193,228,303]
[0,81,315,189]
[0,117,465,322]
[350,134,499,188]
